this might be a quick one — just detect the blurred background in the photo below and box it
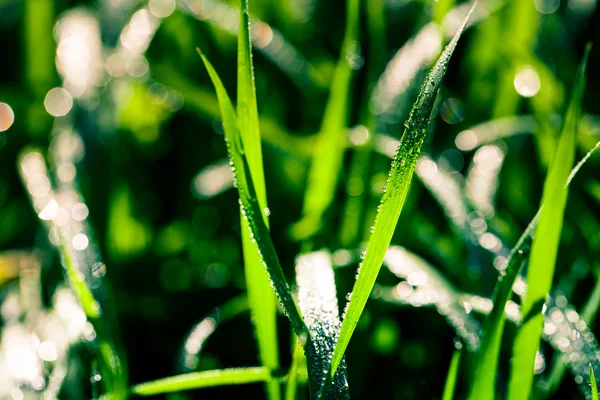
[1,0,600,398]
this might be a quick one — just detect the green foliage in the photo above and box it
[507,45,591,400]
[131,367,271,396]
[591,365,599,400]
[442,349,462,400]
[325,3,477,386]
[236,1,279,398]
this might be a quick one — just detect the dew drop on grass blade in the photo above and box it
[591,364,599,400]
[442,349,462,400]
[506,44,591,400]
[131,367,271,396]
[196,48,325,393]
[296,251,349,398]
[321,2,478,390]
[236,1,280,399]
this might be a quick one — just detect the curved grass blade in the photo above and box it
[197,49,324,394]
[290,0,361,240]
[442,349,462,400]
[592,365,599,400]
[507,44,591,400]
[179,295,249,372]
[296,251,349,398]
[131,367,271,396]
[237,2,280,398]
[323,3,478,388]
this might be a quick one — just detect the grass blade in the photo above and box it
[324,3,477,386]
[197,49,326,394]
[131,367,271,396]
[591,364,599,400]
[507,44,591,400]
[442,349,462,400]
[290,0,360,241]
[467,214,538,400]
[237,1,280,399]
[296,251,349,398]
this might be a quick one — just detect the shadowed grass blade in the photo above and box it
[290,0,360,240]
[296,251,349,398]
[323,2,478,387]
[442,349,462,400]
[197,49,325,394]
[131,367,271,396]
[592,364,599,400]
[237,1,280,399]
[507,44,591,400]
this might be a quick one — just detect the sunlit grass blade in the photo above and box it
[507,44,591,400]
[591,364,599,400]
[197,48,325,393]
[322,3,478,389]
[237,1,280,399]
[131,367,271,396]
[290,0,360,241]
[296,251,349,398]
[442,349,462,400]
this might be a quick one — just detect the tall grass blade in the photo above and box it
[197,49,323,393]
[296,251,349,398]
[324,3,477,387]
[442,349,462,400]
[131,367,271,396]
[591,364,599,400]
[507,44,591,400]
[237,1,280,398]
[291,0,360,240]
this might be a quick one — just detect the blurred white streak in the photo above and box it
[455,116,537,151]
[466,145,505,218]
[370,23,442,116]
[55,10,104,100]
[191,159,234,199]
[382,246,481,350]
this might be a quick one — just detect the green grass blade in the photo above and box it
[442,349,462,400]
[324,3,477,386]
[296,251,349,398]
[467,214,537,400]
[469,134,600,400]
[591,364,599,400]
[285,341,306,400]
[131,367,271,396]
[237,2,280,399]
[59,236,102,320]
[197,49,325,393]
[290,0,360,241]
[507,44,591,400]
